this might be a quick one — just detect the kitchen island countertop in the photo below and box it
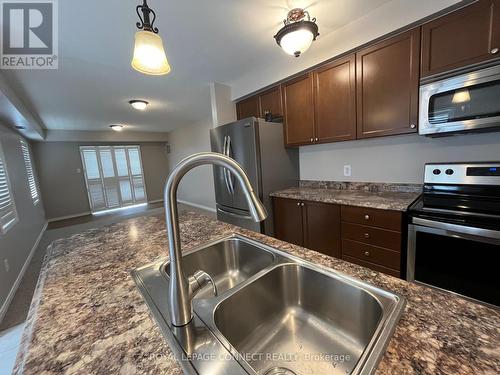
[14,212,500,374]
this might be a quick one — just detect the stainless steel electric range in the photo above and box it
[407,162,500,307]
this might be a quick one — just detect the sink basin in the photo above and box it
[164,237,275,298]
[132,234,405,375]
[214,264,383,374]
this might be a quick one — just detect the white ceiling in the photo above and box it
[3,0,400,133]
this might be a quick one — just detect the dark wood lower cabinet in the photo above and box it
[272,197,340,258]
[273,197,404,278]
[304,201,341,258]
[273,197,304,246]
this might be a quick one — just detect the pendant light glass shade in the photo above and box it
[131,31,171,76]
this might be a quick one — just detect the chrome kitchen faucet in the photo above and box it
[164,152,267,326]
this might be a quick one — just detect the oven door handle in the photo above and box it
[412,217,500,240]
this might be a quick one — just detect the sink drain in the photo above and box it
[263,367,297,375]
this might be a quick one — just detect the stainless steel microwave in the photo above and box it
[419,65,500,136]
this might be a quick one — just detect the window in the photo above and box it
[80,145,147,213]
[20,138,39,205]
[0,142,18,234]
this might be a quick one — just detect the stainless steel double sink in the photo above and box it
[132,235,405,375]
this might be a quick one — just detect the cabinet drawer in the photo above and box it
[343,255,400,278]
[342,239,400,270]
[341,222,401,251]
[341,205,402,231]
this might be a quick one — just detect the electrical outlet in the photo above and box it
[4,259,10,272]
[344,165,352,177]
[76,168,81,174]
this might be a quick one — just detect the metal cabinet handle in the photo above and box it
[301,203,305,206]
[296,202,301,206]
[364,251,370,257]
[410,124,416,129]
[315,137,319,141]
[364,215,370,221]
[491,47,499,54]
[364,233,370,239]
[310,138,314,142]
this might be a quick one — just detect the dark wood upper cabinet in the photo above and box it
[356,28,420,139]
[259,86,282,118]
[303,201,341,258]
[282,73,315,146]
[272,197,304,247]
[313,54,356,143]
[421,0,500,78]
[236,95,259,120]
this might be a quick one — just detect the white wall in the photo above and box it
[0,124,46,321]
[300,132,500,183]
[167,120,216,211]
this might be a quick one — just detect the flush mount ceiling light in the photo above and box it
[274,8,319,57]
[110,125,124,132]
[131,0,171,76]
[129,99,149,110]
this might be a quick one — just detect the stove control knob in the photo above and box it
[445,169,454,175]
[433,169,441,175]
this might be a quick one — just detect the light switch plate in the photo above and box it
[4,259,10,272]
[344,165,352,177]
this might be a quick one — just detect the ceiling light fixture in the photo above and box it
[129,99,149,110]
[131,0,171,76]
[110,125,124,132]
[274,8,319,57]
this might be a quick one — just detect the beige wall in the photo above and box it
[167,120,216,211]
[0,124,46,318]
[32,141,169,220]
[300,132,500,183]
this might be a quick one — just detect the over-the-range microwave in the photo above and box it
[419,64,500,136]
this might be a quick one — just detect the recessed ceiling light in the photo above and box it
[129,99,149,110]
[110,125,124,132]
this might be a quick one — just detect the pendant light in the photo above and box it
[274,8,319,57]
[132,0,171,75]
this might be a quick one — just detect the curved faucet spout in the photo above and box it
[164,152,267,327]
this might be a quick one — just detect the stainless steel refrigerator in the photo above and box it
[210,117,299,235]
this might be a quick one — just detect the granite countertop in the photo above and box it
[14,212,500,375]
[270,182,422,211]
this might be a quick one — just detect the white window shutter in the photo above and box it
[80,145,147,212]
[20,138,40,205]
[0,143,18,234]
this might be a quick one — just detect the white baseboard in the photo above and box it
[177,199,216,213]
[148,199,164,204]
[0,221,48,324]
[47,211,91,223]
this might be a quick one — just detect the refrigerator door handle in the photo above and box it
[222,136,232,195]
[226,135,235,195]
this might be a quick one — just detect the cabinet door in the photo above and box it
[356,29,420,139]
[304,201,341,258]
[236,95,259,120]
[282,73,315,146]
[421,0,500,78]
[272,197,304,246]
[259,86,282,118]
[313,54,356,143]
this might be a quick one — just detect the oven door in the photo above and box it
[419,64,500,136]
[407,217,500,307]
